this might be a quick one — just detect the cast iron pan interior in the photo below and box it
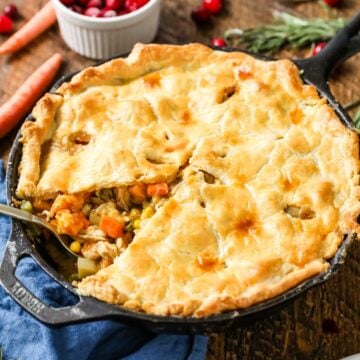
[0,12,360,333]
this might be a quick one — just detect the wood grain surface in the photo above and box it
[0,0,359,359]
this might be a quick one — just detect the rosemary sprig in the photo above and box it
[224,12,347,54]
[353,109,360,130]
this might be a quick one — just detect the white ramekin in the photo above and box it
[51,0,161,59]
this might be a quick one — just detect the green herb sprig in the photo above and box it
[353,109,360,130]
[224,12,347,54]
[344,100,360,130]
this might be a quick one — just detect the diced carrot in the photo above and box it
[146,183,169,197]
[0,53,63,138]
[55,210,89,237]
[50,194,85,216]
[128,183,146,203]
[100,215,125,239]
[0,2,57,55]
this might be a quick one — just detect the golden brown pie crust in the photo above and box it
[17,43,360,317]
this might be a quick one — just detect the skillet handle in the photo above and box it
[0,223,119,325]
[296,12,360,86]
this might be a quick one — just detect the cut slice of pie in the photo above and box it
[16,43,360,317]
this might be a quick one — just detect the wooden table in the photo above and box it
[0,0,359,359]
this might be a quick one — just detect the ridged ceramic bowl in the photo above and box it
[51,0,161,59]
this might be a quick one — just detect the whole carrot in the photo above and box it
[0,2,57,55]
[0,53,63,138]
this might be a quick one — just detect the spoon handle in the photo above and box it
[0,203,50,229]
[0,203,35,222]
[0,203,81,258]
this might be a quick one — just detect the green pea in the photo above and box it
[20,200,33,213]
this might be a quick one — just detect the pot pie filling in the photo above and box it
[15,43,360,317]
[20,181,172,277]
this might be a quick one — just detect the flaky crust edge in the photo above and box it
[78,259,326,317]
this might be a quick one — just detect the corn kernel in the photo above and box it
[70,241,81,253]
[130,208,141,219]
[133,219,141,230]
[141,206,155,220]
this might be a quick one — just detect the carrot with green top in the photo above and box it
[0,53,63,138]
[100,215,125,238]
[0,2,57,55]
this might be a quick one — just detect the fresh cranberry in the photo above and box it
[0,14,13,33]
[312,42,327,56]
[118,9,130,15]
[124,0,149,12]
[105,0,123,10]
[3,3,18,19]
[203,0,221,14]
[70,5,84,13]
[84,6,102,16]
[87,0,103,8]
[323,0,342,6]
[60,0,75,6]
[191,6,211,24]
[78,0,90,5]
[99,9,117,17]
[211,37,226,47]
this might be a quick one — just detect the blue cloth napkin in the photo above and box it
[0,161,208,360]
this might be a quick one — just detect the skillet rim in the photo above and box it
[2,45,358,331]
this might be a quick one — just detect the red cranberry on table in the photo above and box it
[211,37,226,47]
[191,0,223,25]
[323,0,342,6]
[3,3,18,19]
[191,6,211,24]
[203,0,221,14]
[0,14,13,33]
[312,42,327,56]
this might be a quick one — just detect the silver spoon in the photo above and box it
[0,203,81,258]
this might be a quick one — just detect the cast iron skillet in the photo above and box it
[1,12,360,334]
